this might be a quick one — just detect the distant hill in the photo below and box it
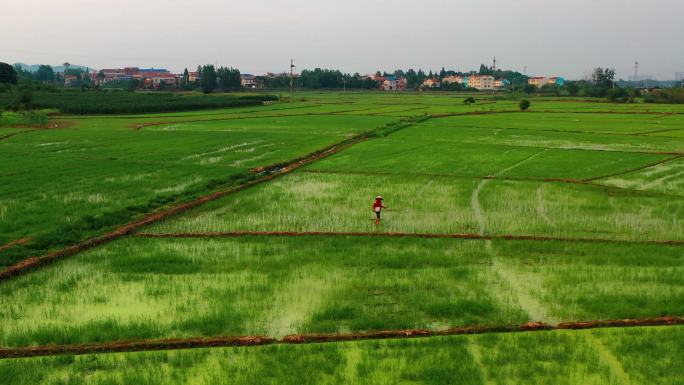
[13,63,89,73]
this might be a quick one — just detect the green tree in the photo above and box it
[126,78,140,92]
[200,65,217,93]
[592,67,616,88]
[11,84,33,110]
[35,65,55,82]
[566,81,580,96]
[217,66,241,89]
[0,62,18,84]
[181,68,189,86]
[519,99,531,111]
[13,64,33,82]
[195,65,203,86]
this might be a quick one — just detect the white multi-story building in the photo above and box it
[466,75,494,90]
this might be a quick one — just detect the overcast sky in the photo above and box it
[2,0,683,79]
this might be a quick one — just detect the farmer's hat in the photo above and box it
[376,196,383,200]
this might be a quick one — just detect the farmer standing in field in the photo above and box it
[372,196,386,225]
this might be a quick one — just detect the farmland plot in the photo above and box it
[305,139,671,180]
[0,108,399,267]
[1,93,684,381]
[135,111,680,240]
[0,237,681,347]
[601,157,684,195]
[391,125,684,154]
[144,171,684,241]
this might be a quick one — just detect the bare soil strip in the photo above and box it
[0,129,38,142]
[585,154,684,181]
[1,316,681,359]
[135,231,684,246]
[534,110,684,115]
[0,238,31,254]
[634,127,684,136]
[0,135,371,283]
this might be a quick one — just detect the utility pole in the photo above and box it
[289,59,295,103]
[492,56,497,95]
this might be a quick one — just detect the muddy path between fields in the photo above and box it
[0,120,76,142]
[0,238,31,253]
[584,154,684,181]
[135,231,684,246]
[0,316,681,359]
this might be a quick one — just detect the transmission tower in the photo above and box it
[634,61,639,84]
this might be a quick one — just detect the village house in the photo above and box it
[442,75,465,85]
[145,73,177,88]
[382,76,406,91]
[528,77,548,87]
[241,74,257,88]
[63,75,78,87]
[528,76,565,87]
[422,78,441,88]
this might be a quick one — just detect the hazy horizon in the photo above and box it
[2,0,683,80]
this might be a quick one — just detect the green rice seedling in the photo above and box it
[0,106,402,267]
[307,136,669,180]
[491,240,684,321]
[601,157,684,196]
[594,326,684,385]
[1,236,683,347]
[416,112,684,135]
[480,180,684,241]
[143,172,480,235]
[144,169,683,242]
[1,327,682,385]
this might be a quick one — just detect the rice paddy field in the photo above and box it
[1,92,683,383]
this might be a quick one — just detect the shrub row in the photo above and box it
[0,110,48,127]
[644,89,684,104]
[0,91,278,114]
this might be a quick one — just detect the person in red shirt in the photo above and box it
[372,196,386,225]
